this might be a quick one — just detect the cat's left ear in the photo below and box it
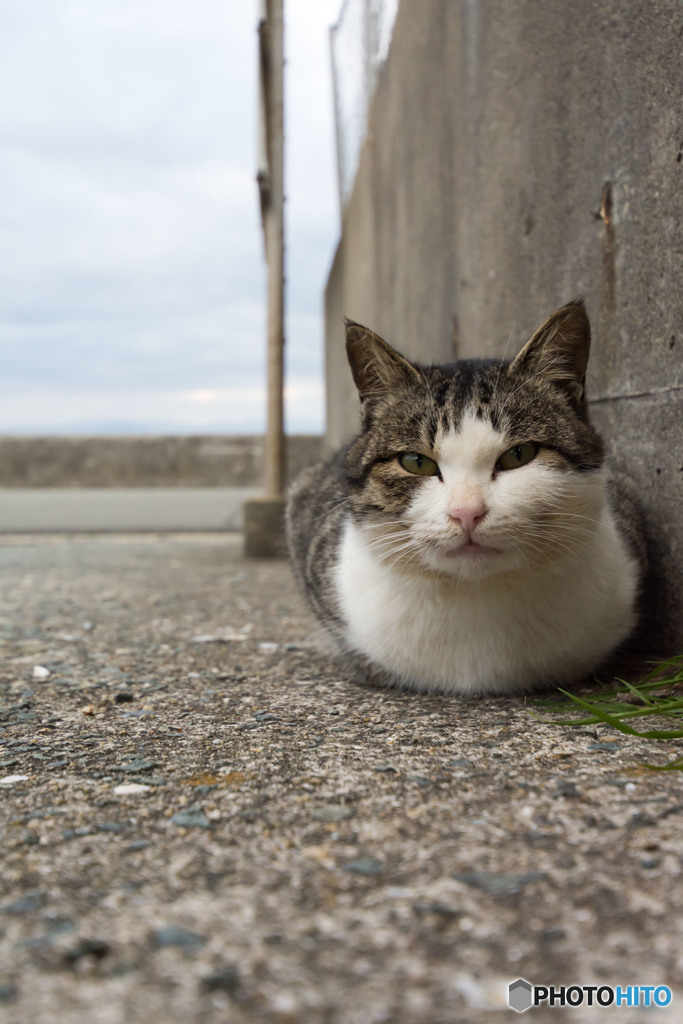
[510,301,591,409]
[345,319,422,416]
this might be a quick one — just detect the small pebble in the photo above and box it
[64,938,110,964]
[555,780,581,798]
[254,712,280,723]
[0,775,29,787]
[199,965,240,994]
[311,806,354,823]
[413,900,459,918]
[32,666,50,680]
[109,759,158,774]
[152,925,207,951]
[454,870,547,896]
[171,807,211,829]
[406,774,432,787]
[343,857,382,876]
[113,783,151,795]
[1,892,47,914]
[62,827,94,840]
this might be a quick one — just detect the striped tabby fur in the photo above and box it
[286,303,644,696]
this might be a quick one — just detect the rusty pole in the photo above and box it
[245,0,286,556]
[260,0,285,498]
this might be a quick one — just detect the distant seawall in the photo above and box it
[0,435,322,489]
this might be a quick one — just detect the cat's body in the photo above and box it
[287,303,644,696]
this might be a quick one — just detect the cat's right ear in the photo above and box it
[345,319,422,417]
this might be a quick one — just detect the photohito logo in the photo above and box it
[508,978,673,1013]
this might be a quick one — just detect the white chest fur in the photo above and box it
[334,514,638,695]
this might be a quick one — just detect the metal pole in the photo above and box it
[329,19,345,215]
[263,0,285,498]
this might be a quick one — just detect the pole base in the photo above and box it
[243,497,287,558]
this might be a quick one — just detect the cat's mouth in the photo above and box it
[441,539,501,557]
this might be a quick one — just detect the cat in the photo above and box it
[286,301,645,696]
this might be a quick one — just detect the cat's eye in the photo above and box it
[497,442,538,471]
[399,452,440,477]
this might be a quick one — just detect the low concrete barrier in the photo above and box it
[0,435,322,488]
[0,435,323,533]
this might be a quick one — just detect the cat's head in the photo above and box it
[343,302,606,580]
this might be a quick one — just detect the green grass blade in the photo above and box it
[530,660,683,767]
[554,689,683,739]
[639,757,683,771]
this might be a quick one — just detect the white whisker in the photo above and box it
[492,304,519,400]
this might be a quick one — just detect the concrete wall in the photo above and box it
[325,0,682,650]
[0,435,323,532]
[0,435,322,488]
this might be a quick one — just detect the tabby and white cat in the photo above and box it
[286,302,643,695]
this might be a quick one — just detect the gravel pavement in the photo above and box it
[0,533,681,1024]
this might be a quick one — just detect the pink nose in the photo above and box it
[447,502,488,535]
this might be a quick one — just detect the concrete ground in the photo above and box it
[0,488,260,532]
[0,533,681,1024]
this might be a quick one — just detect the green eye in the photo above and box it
[497,442,538,471]
[399,452,440,477]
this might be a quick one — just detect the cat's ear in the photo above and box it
[345,319,422,414]
[510,301,591,408]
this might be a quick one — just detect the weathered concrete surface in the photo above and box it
[243,497,287,558]
[325,0,682,648]
[0,488,260,533]
[1,534,682,1023]
[0,436,322,488]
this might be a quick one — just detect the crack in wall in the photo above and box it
[589,384,683,405]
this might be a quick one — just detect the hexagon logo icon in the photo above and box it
[508,978,533,1013]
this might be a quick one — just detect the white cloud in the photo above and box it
[0,375,324,435]
[0,0,341,434]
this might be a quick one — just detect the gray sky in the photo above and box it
[0,0,340,434]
